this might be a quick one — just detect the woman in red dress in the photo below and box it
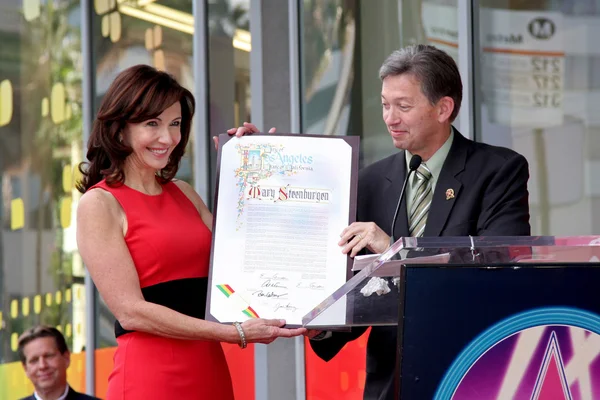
[76,65,305,399]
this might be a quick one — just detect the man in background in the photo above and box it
[18,325,100,400]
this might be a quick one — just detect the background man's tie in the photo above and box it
[409,164,433,237]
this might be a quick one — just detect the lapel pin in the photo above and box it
[445,188,455,200]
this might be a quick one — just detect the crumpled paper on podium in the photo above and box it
[360,277,391,297]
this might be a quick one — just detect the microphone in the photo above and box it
[390,154,422,245]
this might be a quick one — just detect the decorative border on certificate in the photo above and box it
[216,284,260,318]
[232,142,324,229]
[206,133,359,327]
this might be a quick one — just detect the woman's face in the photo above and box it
[123,102,182,173]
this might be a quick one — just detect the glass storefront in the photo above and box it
[0,0,86,398]
[301,0,356,137]
[357,0,462,165]
[300,0,462,166]
[207,0,251,204]
[478,0,600,236]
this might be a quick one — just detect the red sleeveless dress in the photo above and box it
[92,180,234,400]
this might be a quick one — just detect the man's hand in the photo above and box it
[304,329,324,339]
[339,222,390,257]
[213,122,277,150]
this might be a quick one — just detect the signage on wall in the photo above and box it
[480,8,564,128]
[421,3,564,128]
[421,2,459,64]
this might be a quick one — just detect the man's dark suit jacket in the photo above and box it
[19,386,101,400]
[310,129,530,400]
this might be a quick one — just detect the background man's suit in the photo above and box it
[19,386,101,400]
[310,129,530,400]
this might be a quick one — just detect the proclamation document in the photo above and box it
[206,134,359,327]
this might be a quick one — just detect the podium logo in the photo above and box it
[435,308,600,400]
[528,18,555,40]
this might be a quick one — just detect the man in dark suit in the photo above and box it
[17,326,101,400]
[309,44,530,399]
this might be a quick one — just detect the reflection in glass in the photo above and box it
[478,1,600,236]
[302,0,355,137]
[0,0,85,397]
[207,0,251,204]
[356,1,460,166]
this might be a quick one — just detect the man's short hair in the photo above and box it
[379,44,463,121]
[17,325,69,364]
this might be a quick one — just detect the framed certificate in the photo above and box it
[206,133,359,327]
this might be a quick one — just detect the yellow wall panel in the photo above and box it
[50,83,66,124]
[34,295,41,314]
[154,25,162,47]
[145,28,153,50]
[65,288,72,303]
[10,333,18,352]
[21,298,29,317]
[55,291,62,305]
[60,197,72,229]
[94,0,110,15]
[45,292,52,307]
[109,11,122,43]
[0,79,13,126]
[63,164,72,193]
[154,50,165,71]
[41,97,49,117]
[10,198,24,230]
[0,361,33,400]
[101,15,110,37]
[23,0,40,21]
[10,300,18,319]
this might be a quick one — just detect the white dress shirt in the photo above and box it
[34,384,69,400]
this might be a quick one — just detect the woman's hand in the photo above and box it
[213,122,277,150]
[240,318,305,345]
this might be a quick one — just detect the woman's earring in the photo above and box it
[118,135,123,143]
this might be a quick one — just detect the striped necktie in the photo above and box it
[409,164,433,237]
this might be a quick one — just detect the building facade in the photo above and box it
[1,0,599,398]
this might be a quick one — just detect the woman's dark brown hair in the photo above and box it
[77,64,195,193]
